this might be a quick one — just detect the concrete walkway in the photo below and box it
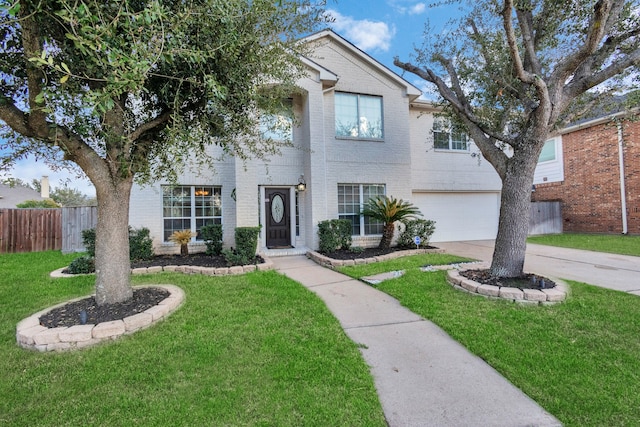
[272,255,561,427]
[437,240,640,296]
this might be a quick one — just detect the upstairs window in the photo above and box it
[335,92,383,139]
[433,117,468,151]
[260,99,293,142]
[538,139,556,163]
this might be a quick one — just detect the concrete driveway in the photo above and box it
[437,240,640,296]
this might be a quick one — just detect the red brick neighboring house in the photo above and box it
[532,110,639,234]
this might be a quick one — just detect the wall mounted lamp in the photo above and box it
[297,175,306,192]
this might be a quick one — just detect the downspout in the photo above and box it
[617,122,628,234]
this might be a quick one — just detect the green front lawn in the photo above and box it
[340,261,640,427]
[0,251,386,426]
[528,233,640,257]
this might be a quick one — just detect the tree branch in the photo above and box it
[128,110,173,142]
[394,58,510,176]
[548,0,619,90]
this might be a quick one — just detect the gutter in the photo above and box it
[617,122,628,234]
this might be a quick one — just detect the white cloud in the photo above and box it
[326,9,395,52]
[409,3,426,15]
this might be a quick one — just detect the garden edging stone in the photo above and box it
[447,268,569,304]
[50,257,274,278]
[16,284,185,352]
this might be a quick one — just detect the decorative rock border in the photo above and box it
[50,258,274,278]
[307,248,445,269]
[16,285,185,352]
[446,267,569,305]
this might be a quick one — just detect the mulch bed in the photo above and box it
[39,287,170,328]
[130,253,264,269]
[460,269,556,290]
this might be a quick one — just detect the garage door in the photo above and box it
[412,192,500,242]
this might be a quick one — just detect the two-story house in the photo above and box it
[129,30,502,254]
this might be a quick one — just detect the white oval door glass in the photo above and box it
[271,194,285,223]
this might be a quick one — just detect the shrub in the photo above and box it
[129,227,154,261]
[16,199,60,208]
[201,224,223,256]
[82,226,154,260]
[223,226,260,266]
[66,256,95,274]
[318,219,352,253]
[169,230,194,256]
[81,228,96,257]
[397,219,436,248]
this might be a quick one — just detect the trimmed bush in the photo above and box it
[81,226,154,260]
[129,227,154,260]
[318,219,352,253]
[223,226,261,266]
[81,228,96,258]
[201,224,223,256]
[397,219,436,248]
[66,256,95,274]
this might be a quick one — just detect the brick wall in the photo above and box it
[532,117,640,234]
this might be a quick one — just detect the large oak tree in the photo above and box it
[395,0,639,277]
[0,0,327,304]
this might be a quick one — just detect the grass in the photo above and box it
[340,262,640,427]
[336,253,473,278]
[0,251,386,427]
[528,233,640,257]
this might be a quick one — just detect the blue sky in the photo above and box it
[3,1,459,196]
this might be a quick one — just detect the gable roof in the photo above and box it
[300,29,422,101]
[0,183,45,208]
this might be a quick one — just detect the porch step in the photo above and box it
[260,247,310,257]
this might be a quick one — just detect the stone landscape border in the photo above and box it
[16,285,185,352]
[447,268,568,304]
[50,258,274,278]
[307,248,445,268]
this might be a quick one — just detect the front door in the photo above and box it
[265,188,291,248]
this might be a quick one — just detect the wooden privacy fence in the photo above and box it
[61,206,98,253]
[0,208,62,253]
[529,201,562,235]
[0,206,97,254]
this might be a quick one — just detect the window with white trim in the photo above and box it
[433,117,468,151]
[335,92,383,139]
[338,184,385,236]
[260,99,293,142]
[162,185,222,242]
[538,139,556,163]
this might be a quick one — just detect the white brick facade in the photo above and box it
[129,30,502,253]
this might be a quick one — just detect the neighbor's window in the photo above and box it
[162,185,222,242]
[338,184,385,236]
[538,139,556,163]
[260,99,293,142]
[335,92,383,139]
[433,117,468,151]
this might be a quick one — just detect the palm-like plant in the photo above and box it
[169,230,194,256]
[362,196,422,249]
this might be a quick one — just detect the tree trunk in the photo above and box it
[180,243,189,256]
[379,222,395,249]
[94,177,134,305]
[490,164,536,278]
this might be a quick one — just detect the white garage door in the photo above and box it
[412,192,500,242]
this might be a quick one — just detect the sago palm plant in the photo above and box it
[169,230,194,256]
[362,196,422,249]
